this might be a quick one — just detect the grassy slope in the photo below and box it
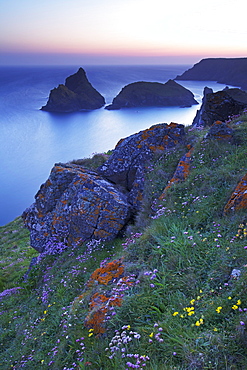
[1,116,247,370]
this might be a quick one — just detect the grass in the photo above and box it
[1,116,247,369]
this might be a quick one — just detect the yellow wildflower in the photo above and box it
[237,299,241,306]
[232,305,238,310]
[172,312,179,316]
[216,306,222,313]
[149,332,154,338]
[188,311,195,316]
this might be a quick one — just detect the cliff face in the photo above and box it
[105,79,198,110]
[41,68,105,112]
[176,57,247,90]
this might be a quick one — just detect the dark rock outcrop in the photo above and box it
[105,79,198,110]
[22,164,131,252]
[205,120,234,141]
[98,122,185,210]
[159,146,194,200]
[176,57,247,90]
[23,123,185,253]
[41,68,105,112]
[192,87,213,126]
[192,87,247,126]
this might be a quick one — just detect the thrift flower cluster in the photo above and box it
[106,325,150,369]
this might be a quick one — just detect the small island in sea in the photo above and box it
[105,79,198,110]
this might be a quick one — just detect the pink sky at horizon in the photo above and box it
[1,0,246,66]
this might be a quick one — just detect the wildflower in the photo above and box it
[213,328,218,331]
[228,296,232,300]
[195,318,204,326]
[216,306,222,313]
[240,321,245,326]
[190,299,195,305]
[232,305,238,310]
[237,299,241,306]
[172,312,179,316]
[149,332,154,338]
[184,306,194,313]
[188,311,195,316]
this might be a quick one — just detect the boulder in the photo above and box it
[205,120,234,141]
[22,163,131,253]
[192,88,247,126]
[105,79,198,110]
[41,68,105,112]
[98,122,185,210]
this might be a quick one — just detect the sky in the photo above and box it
[0,0,246,65]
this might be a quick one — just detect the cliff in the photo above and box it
[41,67,105,112]
[105,79,198,110]
[176,57,247,90]
[2,111,247,369]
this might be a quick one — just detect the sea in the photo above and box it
[0,64,233,226]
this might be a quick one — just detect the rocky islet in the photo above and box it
[41,67,105,112]
[105,79,198,110]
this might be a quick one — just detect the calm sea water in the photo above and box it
[0,65,231,225]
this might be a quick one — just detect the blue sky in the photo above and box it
[0,0,246,65]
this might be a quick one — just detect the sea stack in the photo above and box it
[41,68,105,112]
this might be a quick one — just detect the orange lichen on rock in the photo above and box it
[159,147,194,200]
[87,259,124,286]
[85,293,122,334]
[224,173,247,214]
[83,259,128,334]
[206,120,234,141]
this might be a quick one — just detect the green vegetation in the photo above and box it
[1,116,247,369]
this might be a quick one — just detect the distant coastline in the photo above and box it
[176,57,247,90]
